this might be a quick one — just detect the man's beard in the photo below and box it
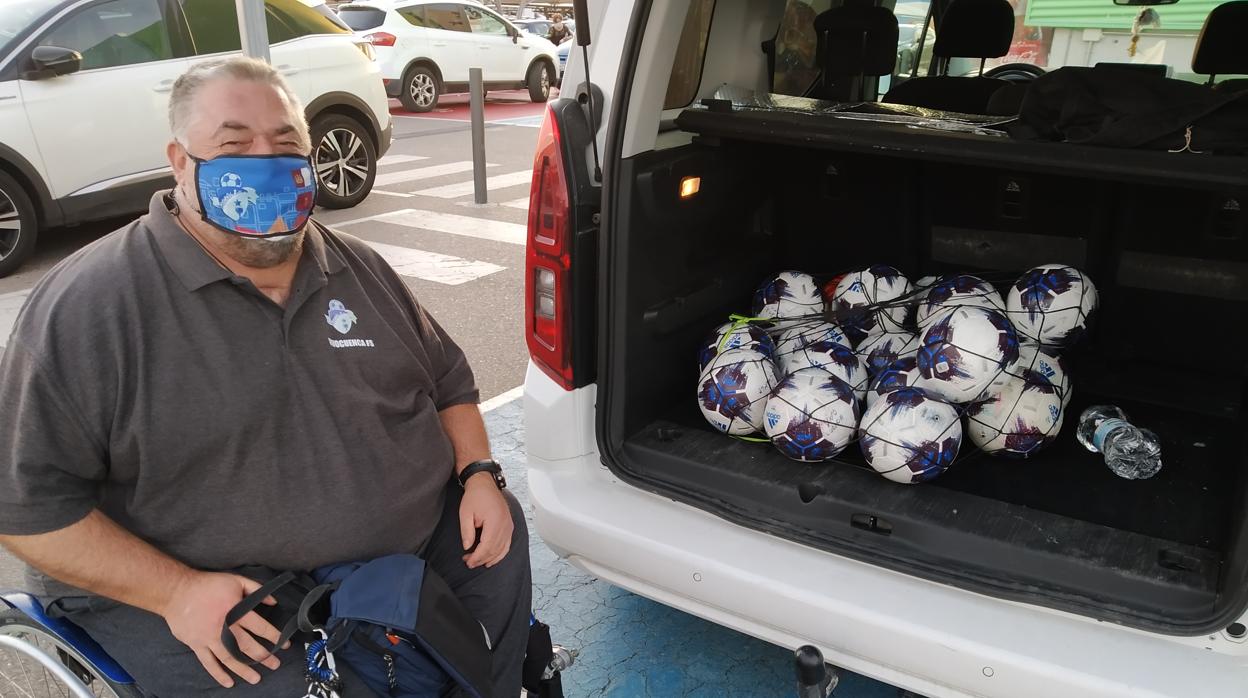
[176,185,305,268]
[219,231,304,268]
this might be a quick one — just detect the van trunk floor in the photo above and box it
[633,389,1237,554]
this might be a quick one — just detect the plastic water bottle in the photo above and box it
[1076,405,1162,480]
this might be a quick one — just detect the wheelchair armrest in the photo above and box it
[2,591,136,685]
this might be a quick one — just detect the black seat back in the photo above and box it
[1192,1,1248,86]
[810,0,898,101]
[883,0,1015,113]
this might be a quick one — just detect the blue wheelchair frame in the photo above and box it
[1,591,137,687]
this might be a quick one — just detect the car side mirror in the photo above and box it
[22,45,82,80]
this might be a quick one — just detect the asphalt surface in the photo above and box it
[0,93,899,697]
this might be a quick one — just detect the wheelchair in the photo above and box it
[1,591,575,698]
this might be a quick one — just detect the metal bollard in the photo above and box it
[795,645,839,697]
[469,67,487,204]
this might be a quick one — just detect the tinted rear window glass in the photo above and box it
[664,0,715,109]
[338,6,386,30]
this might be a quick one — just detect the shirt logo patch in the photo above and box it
[325,299,358,335]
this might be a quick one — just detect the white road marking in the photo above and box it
[378,154,429,166]
[370,190,415,198]
[0,290,32,351]
[372,161,496,188]
[412,170,532,199]
[366,241,504,285]
[501,196,530,210]
[339,208,527,246]
[480,385,524,413]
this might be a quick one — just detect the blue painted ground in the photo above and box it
[486,399,899,698]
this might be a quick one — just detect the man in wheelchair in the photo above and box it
[0,56,532,697]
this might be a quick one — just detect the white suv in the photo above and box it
[523,0,1248,696]
[337,0,558,112]
[0,0,392,277]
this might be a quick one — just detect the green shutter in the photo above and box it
[1025,0,1220,31]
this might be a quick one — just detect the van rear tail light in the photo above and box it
[525,105,575,390]
[366,32,396,47]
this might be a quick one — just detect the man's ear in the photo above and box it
[167,140,189,179]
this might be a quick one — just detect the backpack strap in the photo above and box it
[220,571,306,665]
[297,582,339,634]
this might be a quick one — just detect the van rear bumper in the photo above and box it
[524,371,1248,698]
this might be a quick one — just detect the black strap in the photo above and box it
[220,571,303,665]
[297,582,339,634]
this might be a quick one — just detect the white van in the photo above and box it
[521,0,1248,696]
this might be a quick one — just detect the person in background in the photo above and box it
[548,13,572,45]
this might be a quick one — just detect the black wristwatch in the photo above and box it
[458,459,506,490]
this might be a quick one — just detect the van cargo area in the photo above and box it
[597,105,1248,635]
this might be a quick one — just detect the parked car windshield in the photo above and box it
[0,0,59,56]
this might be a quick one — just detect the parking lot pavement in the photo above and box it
[486,396,899,698]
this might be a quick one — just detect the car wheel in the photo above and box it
[311,114,377,209]
[528,61,553,102]
[401,66,440,113]
[0,170,38,279]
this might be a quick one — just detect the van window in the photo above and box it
[40,0,172,70]
[664,0,716,108]
[181,0,346,55]
[424,4,470,32]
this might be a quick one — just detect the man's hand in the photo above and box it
[460,475,514,569]
[161,571,284,688]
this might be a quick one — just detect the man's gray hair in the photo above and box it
[168,56,308,144]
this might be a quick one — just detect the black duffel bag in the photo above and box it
[1009,66,1248,153]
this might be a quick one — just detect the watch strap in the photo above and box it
[458,459,503,488]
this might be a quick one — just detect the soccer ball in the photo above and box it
[774,321,852,369]
[697,321,777,373]
[914,306,1020,403]
[859,388,962,484]
[781,339,869,402]
[697,348,780,436]
[219,172,243,188]
[764,368,860,462]
[966,375,1064,458]
[865,355,920,410]
[829,265,913,343]
[752,271,824,329]
[1006,264,1098,349]
[916,274,1006,330]
[856,329,920,377]
[1003,344,1071,408]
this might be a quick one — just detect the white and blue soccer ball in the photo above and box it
[1006,264,1098,349]
[859,387,962,484]
[780,338,869,403]
[916,274,1006,330]
[697,348,780,436]
[966,374,1064,458]
[752,271,825,330]
[764,368,860,462]
[914,306,1020,403]
[829,265,913,342]
[697,321,776,373]
[865,355,920,410]
[856,329,920,378]
[775,323,853,373]
[1003,344,1071,408]
[219,172,244,188]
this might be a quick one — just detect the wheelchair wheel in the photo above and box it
[0,609,144,698]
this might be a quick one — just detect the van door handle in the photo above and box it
[432,42,448,47]
[152,79,174,93]
[277,63,299,76]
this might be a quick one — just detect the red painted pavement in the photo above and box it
[389,89,556,121]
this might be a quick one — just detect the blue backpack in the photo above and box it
[223,554,493,698]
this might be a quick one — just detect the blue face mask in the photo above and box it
[189,153,317,238]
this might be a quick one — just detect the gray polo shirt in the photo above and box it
[0,193,479,597]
